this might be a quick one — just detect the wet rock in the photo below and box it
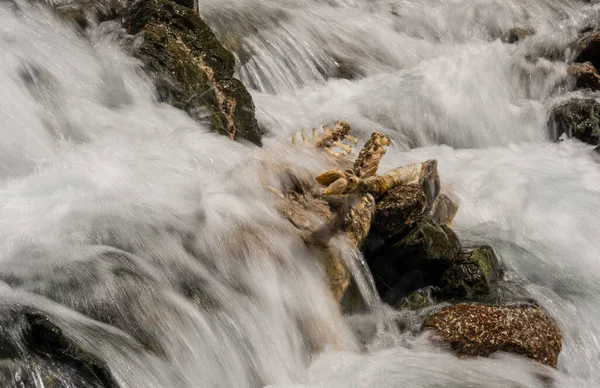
[276,187,352,301]
[0,248,186,357]
[371,184,428,242]
[439,246,504,299]
[548,98,600,145]
[396,287,436,310]
[429,191,459,226]
[367,218,461,304]
[0,305,119,388]
[121,0,262,145]
[505,26,535,44]
[573,32,600,72]
[567,63,600,91]
[423,303,562,367]
[54,0,124,29]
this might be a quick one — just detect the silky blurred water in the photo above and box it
[0,0,599,386]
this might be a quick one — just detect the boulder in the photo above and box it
[548,98,600,145]
[567,63,600,91]
[439,246,504,299]
[423,303,562,367]
[121,0,262,145]
[505,26,535,44]
[367,218,461,304]
[371,184,428,242]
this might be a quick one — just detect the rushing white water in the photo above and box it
[1,0,600,386]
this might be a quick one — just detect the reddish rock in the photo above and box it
[567,63,600,91]
[423,303,562,367]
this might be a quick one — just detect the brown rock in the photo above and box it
[371,184,428,241]
[567,63,600,91]
[423,303,562,367]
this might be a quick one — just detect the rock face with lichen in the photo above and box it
[121,0,262,145]
[548,98,600,145]
[423,303,562,367]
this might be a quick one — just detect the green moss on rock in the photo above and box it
[396,287,435,310]
[440,246,504,299]
[122,0,262,145]
[398,218,462,262]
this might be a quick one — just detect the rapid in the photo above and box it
[0,0,599,386]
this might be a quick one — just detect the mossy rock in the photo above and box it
[396,287,436,310]
[547,98,600,145]
[121,0,262,145]
[366,218,461,305]
[439,246,504,299]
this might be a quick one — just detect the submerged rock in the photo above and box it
[548,98,600,145]
[567,63,600,91]
[505,26,535,44]
[440,246,504,299]
[54,0,124,29]
[122,0,262,145]
[0,305,119,388]
[423,303,562,367]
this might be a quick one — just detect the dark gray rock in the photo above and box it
[548,98,600,145]
[366,218,461,304]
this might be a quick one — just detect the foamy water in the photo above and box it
[0,0,599,386]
